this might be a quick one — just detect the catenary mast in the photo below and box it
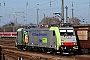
[61,0,64,23]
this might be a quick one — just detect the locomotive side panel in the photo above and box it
[49,31,57,49]
[16,28,26,49]
[28,30,57,49]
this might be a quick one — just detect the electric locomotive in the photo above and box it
[59,27,78,54]
[16,26,78,55]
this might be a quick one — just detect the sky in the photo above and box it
[0,0,90,26]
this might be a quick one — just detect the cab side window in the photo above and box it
[53,31,55,36]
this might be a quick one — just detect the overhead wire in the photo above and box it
[1,0,62,25]
[25,0,59,11]
[73,2,90,22]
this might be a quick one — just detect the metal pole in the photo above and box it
[65,6,68,23]
[72,9,74,24]
[72,2,74,24]
[61,0,64,23]
[16,17,18,31]
[0,16,2,27]
[37,4,39,27]
[44,13,46,24]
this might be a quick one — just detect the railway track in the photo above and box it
[0,38,90,60]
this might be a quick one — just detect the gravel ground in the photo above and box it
[1,38,90,60]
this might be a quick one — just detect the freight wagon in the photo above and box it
[74,25,90,54]
[16,26,79,55]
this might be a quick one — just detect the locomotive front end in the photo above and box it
[59,27,78,54]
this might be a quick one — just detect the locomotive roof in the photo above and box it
[26,28,49,31]
[59,27,73,30]
[17,28,23,31]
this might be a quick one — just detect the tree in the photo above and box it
[39,16,61,26]
[69,17,81,25]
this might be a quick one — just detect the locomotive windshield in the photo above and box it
[60,29,74,36]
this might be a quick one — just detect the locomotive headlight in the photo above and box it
[32,43,33,44]
[73,42,76,45]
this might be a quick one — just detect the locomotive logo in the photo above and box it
[32,33,47,36]
[39,38,48,43]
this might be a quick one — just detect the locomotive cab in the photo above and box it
[59,27,79,54]
[16,28,28,50]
